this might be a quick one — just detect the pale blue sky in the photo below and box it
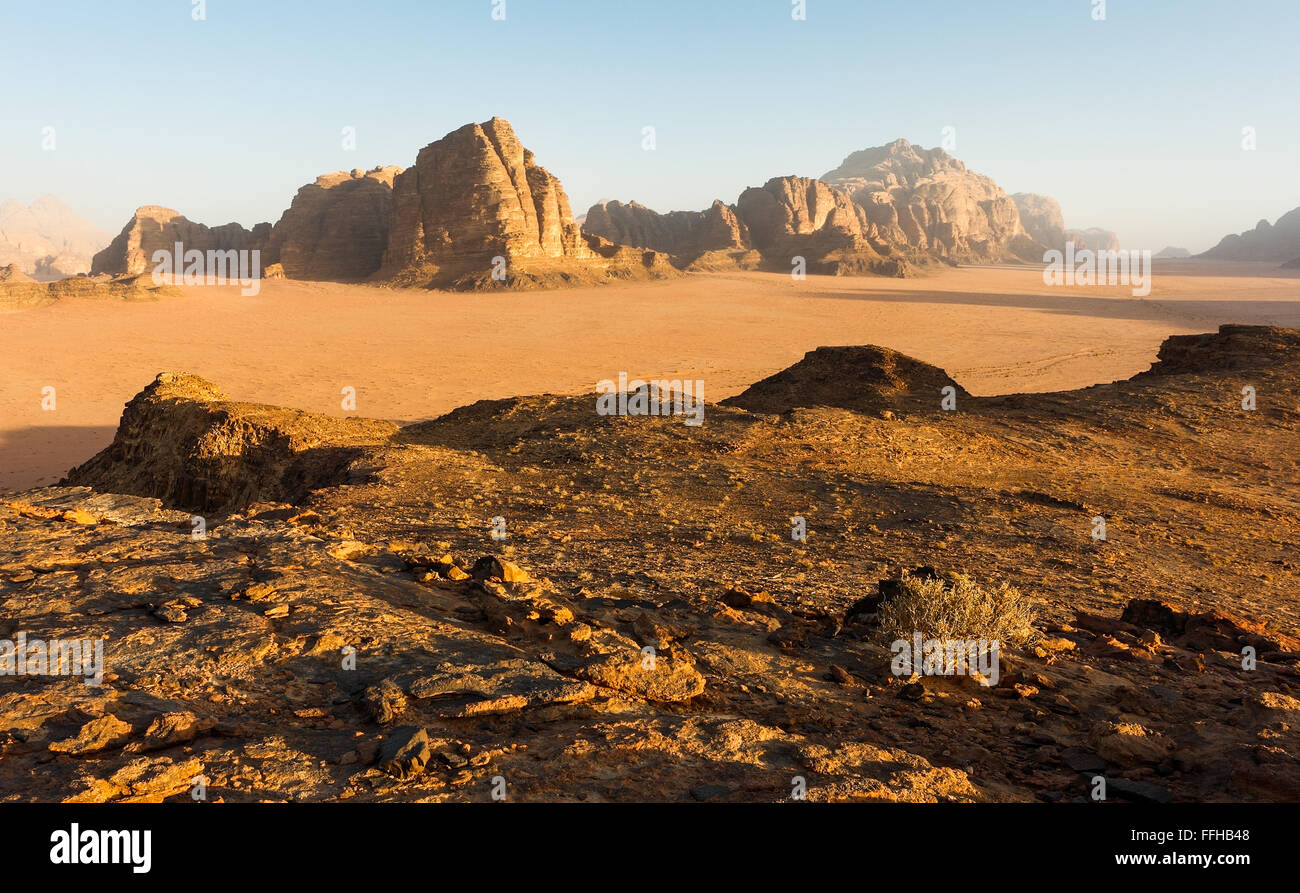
[2,0,1296,252]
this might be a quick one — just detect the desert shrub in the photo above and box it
[876,572,1037,648]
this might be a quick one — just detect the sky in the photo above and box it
[2,0,1297,253]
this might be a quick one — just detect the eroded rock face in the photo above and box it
[264,167,402,281]
[1011,193,1065,250]
[582,199,750,267]
[1201,207,1300,262]
[90,206,269,277]
[823,139,1039,262]
[64,372,397,512]
[378,118,596,287]
[584,178,904,275]
[1140,324,1300,376]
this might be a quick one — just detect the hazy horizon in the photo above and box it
[3,0,1297,253]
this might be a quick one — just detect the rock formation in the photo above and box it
[263,167,402,281]
[587,139,1060,274]
[1200,207,1300,262]
[1155,246,1191,259]
[735,176,903,275]
[582,199,753,269]
[722,345,968,415]
[91,206,269,277]
[822,139,1040,262]
[65,372,397,512]
[0,195,110,280]
[584,178,905,276]
[1010,193,1066,249]
[377,118,663,289]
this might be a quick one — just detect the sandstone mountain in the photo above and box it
[376,118,671,289]
[0,195,111,280]
[91,206,270,277]
[1155,246,1192,259]
[585,139,1052,276]
[1200,206,1300,262]
[821,139,1039,263]
[263,167,402,281]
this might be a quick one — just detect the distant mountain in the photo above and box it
[583,138,1044,276]
[0,195,111,280]
[1200,207,1300,262]
[820,139,1040,263]
[1155,246,1191,259]
[1010,194,1119,253]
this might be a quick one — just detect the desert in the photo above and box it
[1,13,1299,871]
[2,251,1299,804]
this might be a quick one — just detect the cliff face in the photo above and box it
[1010,193,1066,249]
[584,178,905,276]
[582,199,749,267]
[377,118,596,287]
[90,206,268,277]
[264,167,401,281]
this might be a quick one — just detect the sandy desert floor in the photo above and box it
[2,261,1297,490]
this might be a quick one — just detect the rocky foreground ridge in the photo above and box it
[2,325,1298,801]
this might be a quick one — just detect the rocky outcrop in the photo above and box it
[65,372,397,512]
[584,178,905,276]
[582,199,751,268]
[264,167,401,281]
[0,195,110,280]
[1155,246,1191,259]
[1064,227,1120,252]
[735,176,904,275]
[0,263,33,283]
[822,139,1040,262]
[722,345,968,415]
[1200,207,1300,262]
[378,118,605,288]
[91,207,269,277]
[2,272,181,313]
[1139,324,1300,376]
